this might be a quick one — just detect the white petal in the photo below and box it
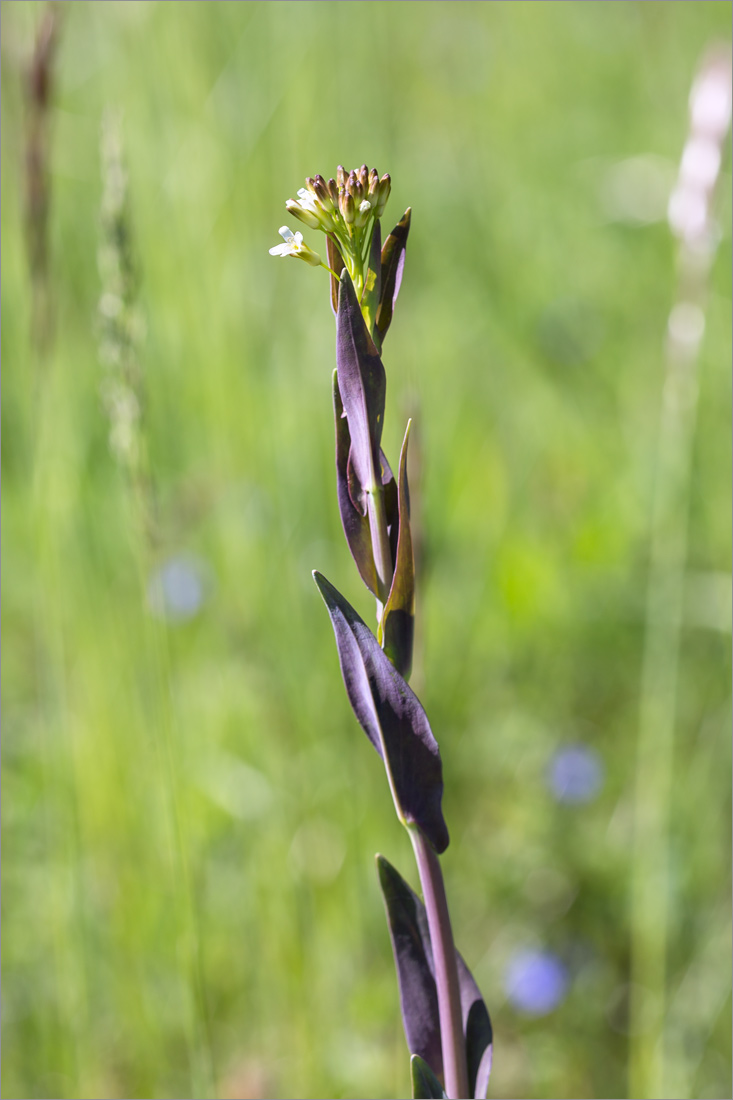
[293,232,304,245]
[278,225,294,240]
[269,244,289,256]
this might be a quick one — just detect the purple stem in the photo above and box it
[410,827,469,1100]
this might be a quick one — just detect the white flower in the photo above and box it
[268,226,322,267]
[297,188,320,214]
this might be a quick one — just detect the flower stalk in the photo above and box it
[273,165,490,1099]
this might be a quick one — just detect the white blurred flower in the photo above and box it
[268,226,322,267]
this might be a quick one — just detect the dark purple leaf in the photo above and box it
[376,856,493,1099]
[376,207,411,345]
[381,421,415,680]
[410,1055,448,1099]
[326,235,344,316]
[334,372,398,598]
[336,269,386,516]
[313,572,448,853]
[458,954,493,1099]
[377,854,443,1083]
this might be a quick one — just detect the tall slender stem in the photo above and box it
[410,828,469,1100]
[628,48,730,1100]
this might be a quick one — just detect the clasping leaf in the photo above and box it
[313,572,448,854]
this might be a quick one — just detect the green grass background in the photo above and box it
[2,2,731,1098]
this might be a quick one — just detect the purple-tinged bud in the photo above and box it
[347,169,358,195]
[358,164,369,191]
[327,177,339,205]
[313,174,332,209]
[368,169,379,199]
[337,165,346,189]
[285,198,321,231]
[341,191,355,224]
[305,176,318,194]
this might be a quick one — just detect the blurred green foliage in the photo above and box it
[2,3,730,1098]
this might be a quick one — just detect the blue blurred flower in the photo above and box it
[505,949,569,1015]
[548,744,604,803]
[148,555,209,622]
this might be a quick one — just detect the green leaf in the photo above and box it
[361,218,382,343]
[380,420,415,680]
[313,572,449,853]
[410,1055,448,1099]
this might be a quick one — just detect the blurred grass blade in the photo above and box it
[410,1054,448,1099]
[377,854,443,1082]
[313,572,448,853]
[376,207,411,345]
[377,855,492,1098]
[336,268,386,516]
[381,420,415,679]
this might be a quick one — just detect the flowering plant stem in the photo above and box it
[409,827,469,1100]
[272,165,491,1099]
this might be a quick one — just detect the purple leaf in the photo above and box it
[377,856,493,1100]
[336,269,386,516]
[381,421,415,680]
[333,371,398,597]
[377,854,443,1082]
[313,572,448,854]
[458,954,493,1099]
[326,236,345,316]
[376,207,411,345]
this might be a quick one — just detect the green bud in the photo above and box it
[354,198,372,228]
[374,173,391,218]
[358,164,369,192]
[327,177,339,205]
[337,165,346,189]
[285,199,321,231]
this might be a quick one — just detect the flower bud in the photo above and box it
[368,169,379,200]
[374,173,391,218]
[327,177,339,205]
[341,191,355,224]
[354,198,372,228]
[313,174,332,210]
[358,164,369,192]
[347,170,358,195]
[304,176,318,193]
[285,198,321,231]
[337,165,346,189]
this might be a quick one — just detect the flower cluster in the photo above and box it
[286,165,391,234]
[270,165,392,300]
